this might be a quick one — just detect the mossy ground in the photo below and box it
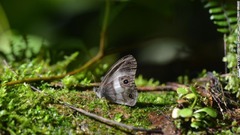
[0,80,177,134]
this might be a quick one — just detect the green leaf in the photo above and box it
[191,121,202,129]
[184,93,196,99]
[204,1,218,8]
[114,113,123,122]
[176,87,188,96]
[178,108,193,118]
[194,107,217,118]
[192,112,202,119]
[0,110,8,117]
[190,86,198,96]
[226,10,237,16]
[209,7,223,14]
[229,18,237,23]
[217,28,229,33]
[214,21,228,26]
[210,14,225,20]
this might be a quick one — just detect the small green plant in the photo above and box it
[173,86,218,131]
[135,75,160,87]
[222,32,240,97]
[202,0,240,98]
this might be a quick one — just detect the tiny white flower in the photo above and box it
[172,107,180,118]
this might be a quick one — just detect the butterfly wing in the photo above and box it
[94,55,138,106]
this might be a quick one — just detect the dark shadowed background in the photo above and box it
[0,0,224,82]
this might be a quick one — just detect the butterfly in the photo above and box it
[94,55,138,106]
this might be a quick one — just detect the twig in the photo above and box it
[137,86,177,92]
[61,102,162,134]
[224,35,227,74]
[137,83,186,92]
[3,60,17,75]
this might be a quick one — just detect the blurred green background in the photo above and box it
[0,0,224,82]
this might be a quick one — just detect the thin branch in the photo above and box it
[62,102,162,134]
[137,83,186,92]
[3,60,17,75]
[224,35,227,74]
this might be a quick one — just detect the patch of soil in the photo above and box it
[148,112,180,135]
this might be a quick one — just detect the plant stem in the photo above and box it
[190,86,198,109]
[237,1,240,77]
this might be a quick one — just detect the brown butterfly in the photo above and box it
[94,55,138,106]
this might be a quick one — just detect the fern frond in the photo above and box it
[202,0,237,34]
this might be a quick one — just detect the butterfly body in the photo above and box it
[94,55,138,106]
